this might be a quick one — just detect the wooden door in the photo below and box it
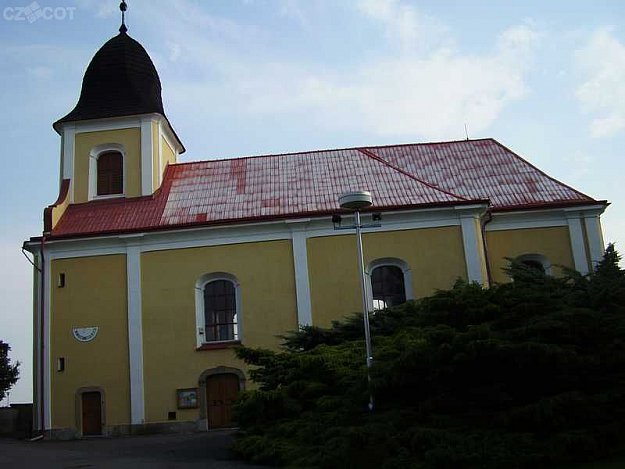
[82,391,102,436]
[206,374,239,428]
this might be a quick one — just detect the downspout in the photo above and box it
[481,209,493,285]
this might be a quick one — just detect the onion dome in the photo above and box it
[53,30,166,131]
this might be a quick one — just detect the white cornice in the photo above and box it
[24,204,488,259]
[486,204,607,232]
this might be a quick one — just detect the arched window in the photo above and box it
[516,253,551,275]
[203,280,237,342]
[195,273,241,347]
[96,151,123,196]
[89,143,126,199]
[368,258,413,310]
[371,265,406,310]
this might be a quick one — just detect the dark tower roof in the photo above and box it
[53,30,181,145]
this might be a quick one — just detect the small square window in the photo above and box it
[58,273,66,288]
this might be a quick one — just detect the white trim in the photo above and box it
[460,215,485,284]
[44,249,52,429]
[291,230,312,327]
[157,121,163,186]
[486,204,607,232]
[88,143,127,200]
[366,257,414,310]
[62,124,75,203]
[584,215,605,270]
[194,273,242,347]
[140,118,154,196]
[126,246,145,424]
[61,115,143,134]
[566,215,589,275]
[56,114,184,154]
[32,253,43,431]
[24,206,490,260]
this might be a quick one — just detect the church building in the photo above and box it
[23,16,608,438]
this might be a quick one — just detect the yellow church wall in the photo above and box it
[486,226,575,283]
[73,128,142,203]
[140,240,297,423]
[161,135,175,167]
[307,226,467,327]
[49,254,130,430]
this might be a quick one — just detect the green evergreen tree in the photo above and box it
[0,341,19,403]
[232,246,625,468]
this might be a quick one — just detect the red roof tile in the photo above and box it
[50,138,597,238]
[366,139,592,209]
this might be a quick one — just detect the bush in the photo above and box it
[232,245,625,468]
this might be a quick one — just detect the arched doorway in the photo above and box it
[199,367,245,429]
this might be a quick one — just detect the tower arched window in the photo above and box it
[96,151,123,196]
[89,143,126,200]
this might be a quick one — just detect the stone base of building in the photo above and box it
[46,420,202,440]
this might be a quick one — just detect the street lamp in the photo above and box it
[334,190,381,411]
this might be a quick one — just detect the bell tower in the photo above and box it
[49,1,184,215]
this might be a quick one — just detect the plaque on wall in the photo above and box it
[177,388,199,409]
[72,327,99,342]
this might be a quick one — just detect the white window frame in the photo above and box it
[194,272,242,348]
[515,253,552,275]
[366,258,414,311]
[88,143,127,200]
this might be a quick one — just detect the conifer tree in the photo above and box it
[0,341,19,403]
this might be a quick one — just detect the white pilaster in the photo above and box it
[62,124,75,202]
[126,245,145,424]
[43,250,52,429]
[584,215,605,270]
[291,230,313,327]
[460,215,486,284]
[566,215,589,275]
[140,118,154,196]
[32,254,43,431]
[157,121,163,186]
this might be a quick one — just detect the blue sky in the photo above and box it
[1,0,624,404]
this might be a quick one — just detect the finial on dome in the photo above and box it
[119,1,128,33]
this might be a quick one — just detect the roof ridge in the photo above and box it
[172,138,496,166]
[357,147,469,202]
[490,140,596,202]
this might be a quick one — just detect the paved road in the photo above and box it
[0,431,264,468]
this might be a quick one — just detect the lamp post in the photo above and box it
[335,191,380,411]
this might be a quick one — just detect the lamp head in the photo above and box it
[339,191,372,211]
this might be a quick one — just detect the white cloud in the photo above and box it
[75,0,117,19]
[575,27,625,138]
[147,1,540,141]
[357,0,451,53]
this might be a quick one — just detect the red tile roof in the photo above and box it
[50,138,597,238]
